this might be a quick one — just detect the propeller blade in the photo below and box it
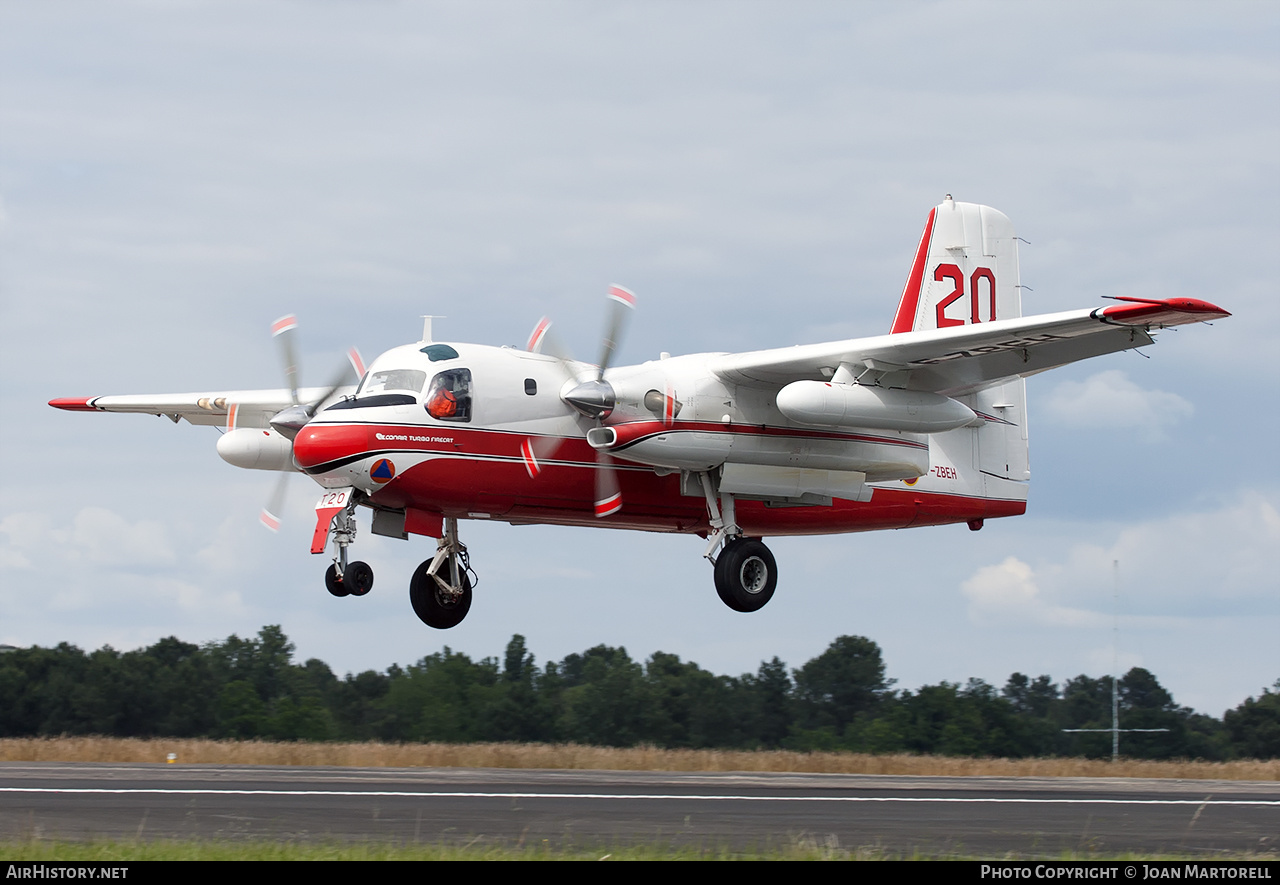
[527,316,575,365]
[527,317,552,353]
[348,347,366,378]
[520,436,567,479]
[271,314,300,406]
[305,355,361,418]
[260,471,290,532]
[596,285,635,379]
[520,437,541,478]
[594,453,622,518]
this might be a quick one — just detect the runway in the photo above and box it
[2,762,1277,855]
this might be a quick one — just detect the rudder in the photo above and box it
[890,195,1024,334]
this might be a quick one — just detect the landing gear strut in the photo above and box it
[318,489,373,598]
[698,470,778,613]
[409,516,474,629]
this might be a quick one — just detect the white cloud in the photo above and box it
[1,507,174,571]
[962,492,1280,627]
[962,556,1102,628]
[67,507,176,567]
[1040,370,1193,440]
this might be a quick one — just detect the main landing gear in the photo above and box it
[409,516,474,629]
[313,490,477,629]
[699,472,778,613]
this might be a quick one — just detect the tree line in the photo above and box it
[1,627,1276,759]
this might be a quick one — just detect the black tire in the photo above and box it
[713,537,777,613]
[344,561,374,597]
[325,564,350,597]
[713,552,746,611]
[409,560,473,629]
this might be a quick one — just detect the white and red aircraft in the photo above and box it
[50,197,1228,629]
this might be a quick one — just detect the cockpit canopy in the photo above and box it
[360,369,427,396]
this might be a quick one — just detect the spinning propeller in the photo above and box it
[267,315,365,441]
[244,315,364,531]
[525,285,635,518]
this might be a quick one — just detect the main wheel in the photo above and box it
[713,553,745,611]
[325,564,349,597]
[409,560,473,629]
[713,538,777,612]
[344,561,374,597]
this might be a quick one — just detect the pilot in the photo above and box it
[427,386,458,419]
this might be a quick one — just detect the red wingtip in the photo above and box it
[49,397,98,412]
[1100,296,1231,325]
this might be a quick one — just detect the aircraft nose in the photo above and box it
[291,423,371,472]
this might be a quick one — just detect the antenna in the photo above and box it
[1062,559,1167,760]
[1112,558,1120,761]
[420,316,445,344]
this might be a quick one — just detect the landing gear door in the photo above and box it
[311,487,353,554]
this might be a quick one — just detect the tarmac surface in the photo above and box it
[1,762,1277,855]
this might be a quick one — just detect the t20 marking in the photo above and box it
[316,489,350,510]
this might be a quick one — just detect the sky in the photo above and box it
[2,1,1277,719]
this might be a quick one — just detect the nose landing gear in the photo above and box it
[314,487,375,598]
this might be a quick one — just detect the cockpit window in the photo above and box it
[420,344,460,362]
[425,368,472,422]
[324,393,418,411]
[360,369,427,396]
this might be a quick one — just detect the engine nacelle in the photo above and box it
[776,381,976,434]
[216,427,295,471]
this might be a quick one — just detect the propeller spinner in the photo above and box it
[524,285,636,518]
[256,315,364,530]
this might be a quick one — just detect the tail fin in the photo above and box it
[892,197,1031,499]
[890,195,1023,334]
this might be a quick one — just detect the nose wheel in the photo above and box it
[325,561,373,597]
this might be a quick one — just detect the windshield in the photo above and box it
[360,369,427,396]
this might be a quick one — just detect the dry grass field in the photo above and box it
[2,736,1277,780]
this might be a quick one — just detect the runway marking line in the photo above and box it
[2,788,1277,806]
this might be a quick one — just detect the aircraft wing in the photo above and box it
[48,386,354,428]
[711,297,1229,396]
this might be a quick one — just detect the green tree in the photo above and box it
[745,657,792,748]
[483,635,554,742]
[557,645,650,746]
[793,635,890,736]
[382,648,500,742]
[1224,680,1280,759]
